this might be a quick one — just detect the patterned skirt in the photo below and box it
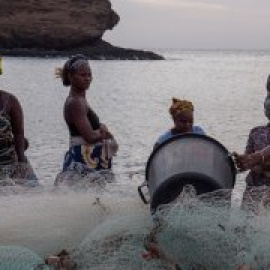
[63,143,112,173]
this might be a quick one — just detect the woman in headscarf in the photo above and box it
[154,97,205,148]
[55,54,118,183]
[0,56,38,185]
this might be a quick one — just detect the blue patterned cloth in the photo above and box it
[63,143,112,172]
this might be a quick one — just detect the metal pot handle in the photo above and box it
[138,182,149,204]
[228,152,241,174]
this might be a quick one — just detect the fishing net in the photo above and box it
[0,162,39,188]
[0,246,48,270]
[67,185,270,270]
[71,213,154,270]
[2,172,270,270]
[55,163,115,190]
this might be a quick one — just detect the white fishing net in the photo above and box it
[55,163,115,190]
[0,162,39,188]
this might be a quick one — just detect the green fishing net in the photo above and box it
[0,246,48,270]
[69,186,270,270]
[2,184,270,269]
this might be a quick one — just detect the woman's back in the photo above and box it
[0,91,17,166]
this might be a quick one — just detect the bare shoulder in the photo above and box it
[65,96,87,115]
[1,90,16,98]
[0,90,21,111]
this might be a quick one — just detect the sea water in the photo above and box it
[0,50,270,268]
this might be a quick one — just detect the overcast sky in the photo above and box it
[104,0,270,50]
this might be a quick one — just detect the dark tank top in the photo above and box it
[67,107,100,136]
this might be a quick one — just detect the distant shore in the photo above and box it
[0,42,165,60]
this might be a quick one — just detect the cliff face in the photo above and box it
[0,0,164,59]
[0,0,119,50]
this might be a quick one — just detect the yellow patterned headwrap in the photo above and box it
[0,55,2,75]
[169,97,194,117]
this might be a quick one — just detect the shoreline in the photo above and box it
[0,44,165,60]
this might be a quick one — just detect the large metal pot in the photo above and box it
[138,134,236,211]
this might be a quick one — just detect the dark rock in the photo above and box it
[0,0,164,60]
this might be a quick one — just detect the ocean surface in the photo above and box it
[1,50,270,268]
[2,50,270,185]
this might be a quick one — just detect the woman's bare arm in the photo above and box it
[67,99,103,144]
[9,94,26,162]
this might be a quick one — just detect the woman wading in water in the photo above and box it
[55,55,118,185]
[0,55,38,185]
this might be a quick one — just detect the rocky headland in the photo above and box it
[0,0,164,60]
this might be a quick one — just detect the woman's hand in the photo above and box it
[232,152,263,171]
[100,123,113,140]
